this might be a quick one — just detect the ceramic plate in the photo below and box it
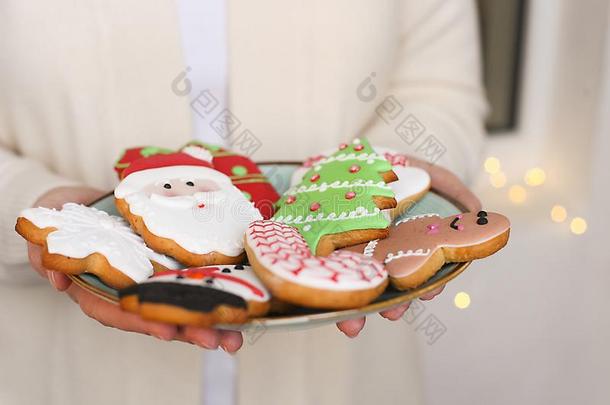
[72,163,470,331]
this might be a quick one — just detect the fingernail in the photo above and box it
[47,271,60,291]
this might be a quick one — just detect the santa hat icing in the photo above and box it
[114,147,232,199]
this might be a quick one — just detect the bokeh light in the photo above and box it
[570,217,587,235]
[524,167,546,186]
[508,185,527,204]
[484,157,501,174]
[454,292,471,309]
[489,171,507,188]
[550,205,567,223]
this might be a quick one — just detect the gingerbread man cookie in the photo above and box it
[119,265,271,327]
[245,221,388,309]
[291,145,430,219]
[15,203,180,289]
[114,147,263,266]
[344,211,511,290]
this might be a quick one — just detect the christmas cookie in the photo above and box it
[245,221,388,309]
[15,203,180,289]
[115,143,280,219]
[273,138,397,255]
[119,265,271,327]
[114,147,263,267]
[344,211,510,289]
[291,145,430,219]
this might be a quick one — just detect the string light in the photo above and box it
[489,171,507,188]
[484,157,501,174]
[550,205,567,223]
[524,167,546,186]
[454,292,471,309]
[508,185,527,204]
[570,217,587,235]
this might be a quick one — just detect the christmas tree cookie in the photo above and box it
[244,138,396,309]
[273,138,397,255]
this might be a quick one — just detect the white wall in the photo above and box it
[419,1,610,404]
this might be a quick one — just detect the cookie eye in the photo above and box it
[205,278,214,285]
[163,183,172,189]
[477,211,488,218]
[477,217,489,225]
[233,264,244,270]
[221,268,231,273]
[186,181,195,187]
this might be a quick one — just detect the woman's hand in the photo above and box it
[335,157,481,337]
[27,186,243,352]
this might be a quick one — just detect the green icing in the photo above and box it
[273,138,394,252]
[140,146,173,157]
[232,165,248,176]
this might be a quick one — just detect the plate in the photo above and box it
[72,163,470,331]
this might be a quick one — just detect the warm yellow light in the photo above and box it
[550,205,567,223]
[484,157,501,174]
[508,185,527,204]
[489,171,507,188]
[454,292,471,309]
[524,167,546,186]
[570,217,587,235]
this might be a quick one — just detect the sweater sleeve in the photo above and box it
[0,147,79,267]
[362,0,488,183]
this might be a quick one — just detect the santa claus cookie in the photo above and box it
[15,203,180,289]
[115,143,280,219]
[344,211,510,290]
[291,145,430,219]
[119,265,271,327]
[114,147,263,267]
[245,221,388,309]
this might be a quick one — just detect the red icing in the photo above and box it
[310,174,320,182]
[121,152,212,179]
[345,191,356,200]
[153,267,265,298]
[353,144,364,151]
[310,202,321,211]
[349,165,361,173]
[286,195,297,204]
[247,221,386,286]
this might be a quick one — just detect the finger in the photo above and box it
[219,330,244,353]
[336,317,366,338]
[420,285,445,301]
[65,282,177,341]
[47,271,72,291]
[27,243,47,278]
[379,302,411,321]
[180,326,221,350]
[409,159,481,212]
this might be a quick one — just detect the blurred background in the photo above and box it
[418,0,610,404]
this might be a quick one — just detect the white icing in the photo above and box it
[394,213,440,226]
[144,266,270,302]
[181,145,213,162]
[384,249,432,264]
[363,239,378,257]
[246,221,387,291]
[275,206,381,225]
[290,145,430,203]
[20,203,180,282]
[285,179,391,195]
[122,185,262,256]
